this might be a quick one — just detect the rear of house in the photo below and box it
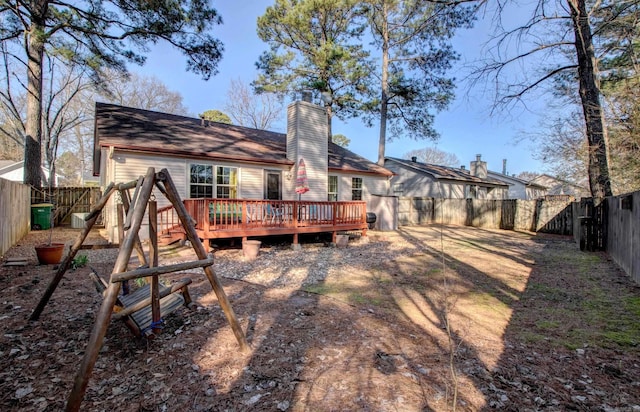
[94,100,393,242]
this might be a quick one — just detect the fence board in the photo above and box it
[31,187,102,226]
[606,192,640,284]
[398,197,573,234]
[1,178,30,257]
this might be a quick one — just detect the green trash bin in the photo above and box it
[31,203,54,230]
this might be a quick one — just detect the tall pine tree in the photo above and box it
[0,0,224,187]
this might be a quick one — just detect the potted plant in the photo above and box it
[35,241,65,265]
[34,167,64,265]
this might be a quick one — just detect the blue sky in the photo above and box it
[132,1,545,176]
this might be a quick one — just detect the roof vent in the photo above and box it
[411,156,417,162]
[461,165,465,170]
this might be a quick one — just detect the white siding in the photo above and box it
[114,152,186,206]
[287,101,328,201]
[104,151,186,242]
[439,182,465,198]
[362,175,388,203]
[386,162,445,197]
[336,174,351,201]
[332,172,389,212]
[241,167,264,199]
[241,166,291,199]
[508,184,527,199]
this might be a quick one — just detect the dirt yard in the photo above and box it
[1,225,639,411]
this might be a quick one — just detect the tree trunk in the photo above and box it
[24,21,46,188]
[377,1,390,166]
[326,103,333,144]
[568,0,612,202]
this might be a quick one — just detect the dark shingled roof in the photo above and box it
[385,157,508,187]
[328,143,393,176]
[95,103,392,177]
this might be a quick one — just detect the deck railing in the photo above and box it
[158,198,367,240]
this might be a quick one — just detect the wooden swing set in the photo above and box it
[29,168,248,412]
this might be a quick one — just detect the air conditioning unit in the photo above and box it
[71,212,90,229]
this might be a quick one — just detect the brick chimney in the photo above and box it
[470,154,487,179]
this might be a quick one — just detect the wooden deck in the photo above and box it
[158,199,368,248]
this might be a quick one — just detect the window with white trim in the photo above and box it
[352,177,363,200]
[189,164,238,198]
[216,166,238,198]
[190,164,213,198]
[328,175,338,201]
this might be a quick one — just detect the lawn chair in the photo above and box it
[264,203,284,224]
[89,268,193,337]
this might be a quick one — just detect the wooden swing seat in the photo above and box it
[89,269,193,337]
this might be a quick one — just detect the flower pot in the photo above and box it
[35,243,65,265]
[242,240,261,261]
[335,235,349,248]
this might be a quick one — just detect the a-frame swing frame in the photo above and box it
[29,167,248,412]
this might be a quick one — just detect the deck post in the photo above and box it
[333,202,337,226]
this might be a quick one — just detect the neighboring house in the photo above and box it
[0,160,59,185]
[384,155,509,199]
[486,169,547,200]
[94,100,393,241]
[529,174,590,199]
[81,171,100,187]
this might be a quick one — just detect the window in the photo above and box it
[393,183,404,195]
[328,175,338,201]
[190,164,213,198]
[465,184,477,199]
[189,164,238,198]
[216,166,238,198]
[352,177,363,200]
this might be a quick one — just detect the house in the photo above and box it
[529,174,590,199]
[0,160,59,185]
[383,155,509,199]
[486,167,547,200]
[94,100,394,242]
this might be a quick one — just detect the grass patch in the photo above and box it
[519,331,546,344]
[527,282,569,302]
[624,296,640,317]
[602,330,639,347]
[536,320,559,330]
[304,284,339,295]
[304,283,387,308]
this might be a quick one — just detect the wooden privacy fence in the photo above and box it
[398,197,574,235]
[0,178,30,257]
[31,187,102,226]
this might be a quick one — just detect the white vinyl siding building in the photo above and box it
[384,156,508,200]
[95,101,393,241]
